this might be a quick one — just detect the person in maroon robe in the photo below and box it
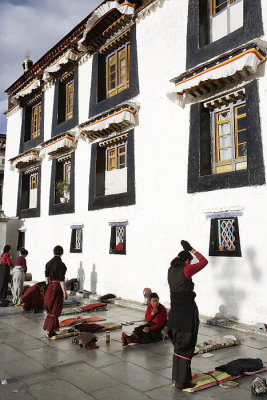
[43,245,68,338]
[21,282,46,312]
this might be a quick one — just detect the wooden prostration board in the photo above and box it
[49,322,122,340]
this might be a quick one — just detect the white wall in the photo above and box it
[3,0,267,325]
[105,168,127,195]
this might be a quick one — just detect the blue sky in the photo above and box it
[0,0,103,134]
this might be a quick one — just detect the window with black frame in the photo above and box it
[70,226,83,253]
[209,216,241,256]
[109,224,126,255]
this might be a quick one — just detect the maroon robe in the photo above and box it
[21,284,44,311]
[43,281,64,332]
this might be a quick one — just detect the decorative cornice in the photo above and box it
[78,53,91,65]
[135,0,166,21]
[4,104,21,118]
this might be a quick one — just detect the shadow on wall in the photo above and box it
[77,261,85,290]
[90,263,97,294]
[214,256,246,321]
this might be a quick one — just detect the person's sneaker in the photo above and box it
[121,332,128,346]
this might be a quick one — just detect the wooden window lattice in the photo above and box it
[106,42,130,98]
[218,218,235,250]
[66,80,74,120]
[31,103,41,139]
[30,173,38,190]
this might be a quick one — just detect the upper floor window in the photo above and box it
[66,80,74,120]
[210,0,243,43]
[211,0,236,15]
[31,103,41,139]
[55,156,71,204]
[106,42,130,98]
[24,98,42,142]
[212,101,246,174]
[107,143,127,171]
[58,75,75,124]
[21,170,39,209]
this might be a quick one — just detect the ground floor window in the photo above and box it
[109,222,127,255]
[70,225,83,253]
[17,231,25,251]
[209,215,241,256]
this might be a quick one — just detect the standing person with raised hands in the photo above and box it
[168,240,208,390]
[43,245,68,338]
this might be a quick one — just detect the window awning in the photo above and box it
[12,78,41,104]
[9,150,40,169]
[80,104,136,140]
[171,44,266,101]
[39,133,75,157]
[78,1,135,50]
[43,48,81,81]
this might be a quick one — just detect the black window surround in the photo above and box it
[187,0,263,70]
[109,225,126,255]
[187,80,265,193]
[70,228,83,253]
[17,167,41,219]
[19,93,45,153]
[89,130,135,210]
[89,24,139,118]
[49,152,75,215]
[209,217,242,257]
[51,67,79,137]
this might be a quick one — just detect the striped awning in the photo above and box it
[80,104,136,140]
[39,133,75,157]
[43,48,81,81]
[9,150,40,169]
[79,1,135,49]
[171,44,266,102]
[12,78,41,104]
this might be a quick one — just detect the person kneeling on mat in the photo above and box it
[21,281,46,312]
[121,292,167,346]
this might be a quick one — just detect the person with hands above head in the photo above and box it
[121,292,167,346]
[43,245,68,339]
[168,240,208,390]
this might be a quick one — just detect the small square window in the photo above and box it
[209,216,241,256]
[109,224,126,255]
[106,142,127,171]
[70,227,83,253]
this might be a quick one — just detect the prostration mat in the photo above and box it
[182,366,267,392]
[50,322,122,340]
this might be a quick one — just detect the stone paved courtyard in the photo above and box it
[0,299,267,399]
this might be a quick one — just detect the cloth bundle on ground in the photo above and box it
[100,293,116,303]
[215,358,263,376]
[61,302,107,315]
[21,283,44,312]
[68,323,105,333]
[74,332,99,350]
[66,278,79,291]
[50,322,122,340]
[195,335,240,354]
[183,365,267,393]
[59,316,106,327]
[251,377,267,395]
[63,299,81,307]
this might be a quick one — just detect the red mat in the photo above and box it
[59,316,106,327]
[81,303,107,311]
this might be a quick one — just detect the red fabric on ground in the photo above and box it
[43,282,64,332]
[81,303,107,311]
[21,284,44,311]
[60,316,106,327]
